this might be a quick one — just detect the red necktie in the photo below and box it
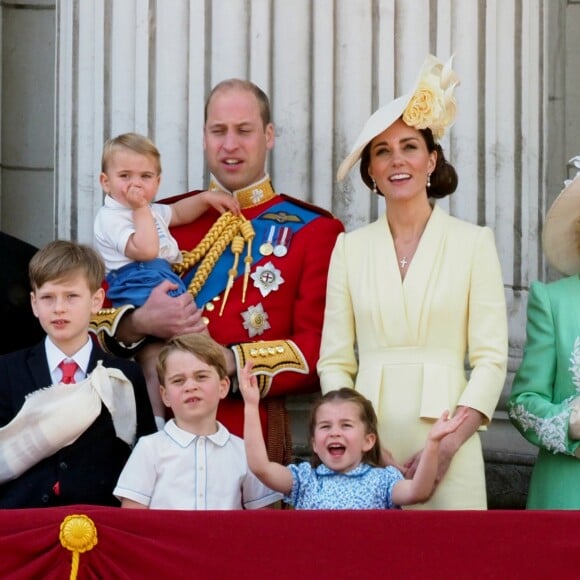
[53,360,79,497]
[59,360,78,384]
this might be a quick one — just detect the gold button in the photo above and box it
[259,348,267,356]
[202,316,210,326]
[212,296,221,302]
[250,349,259,357]
[268,347,276,355]
[205,302,215,312]
[276,346,284,353]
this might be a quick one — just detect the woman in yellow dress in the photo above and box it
[317,55,508,509]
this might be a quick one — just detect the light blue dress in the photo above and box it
[285,462,404,509]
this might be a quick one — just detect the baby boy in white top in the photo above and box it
[94,133,240,429]
[240,362,467,509]
[114,334,281,509]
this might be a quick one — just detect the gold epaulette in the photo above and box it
[231,339,309,398]
[89,305,135,353]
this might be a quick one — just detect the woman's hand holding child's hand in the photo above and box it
[404,407,470,481]
[427,407,469,443]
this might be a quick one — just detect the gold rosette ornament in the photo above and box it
[59,514,98,580]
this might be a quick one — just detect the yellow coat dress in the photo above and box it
[317,205,508,509]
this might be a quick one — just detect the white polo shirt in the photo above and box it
[114,420,281,509]
[94,196,181,274]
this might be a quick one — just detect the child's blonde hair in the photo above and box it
[101,132,162,174]
[156,334,228,385]
[308,388,383,468]
[29,240,105,293]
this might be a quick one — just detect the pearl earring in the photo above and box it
[426,173,431,188]
[372,179,377,194]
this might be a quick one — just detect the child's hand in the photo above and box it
[125,184,150,209]
[427,408,468,443]
[239,361,260,407]
[207,191,241,216]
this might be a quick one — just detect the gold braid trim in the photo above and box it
[89,305,135,337]
[173,211,235,275]
[220,235,244,316]
[231,339,309,398]
[172,212,256,300]
[187,218,240,297]
[239,219,256,302]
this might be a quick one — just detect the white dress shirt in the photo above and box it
[45,336,92,385]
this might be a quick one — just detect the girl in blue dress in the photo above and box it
[240,362,467,509]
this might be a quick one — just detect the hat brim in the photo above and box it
[336,54,456,182]
[542,177,580,275]
[336,94,411,182]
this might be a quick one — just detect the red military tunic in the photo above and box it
[92,177,343,462]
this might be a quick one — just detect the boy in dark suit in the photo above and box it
[0,240,156,508]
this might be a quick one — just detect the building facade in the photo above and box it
[2,0,580,506]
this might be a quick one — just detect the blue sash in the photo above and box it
[181,200,319,306]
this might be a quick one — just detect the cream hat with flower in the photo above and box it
[542,159,580,275]
[337,54,460,181]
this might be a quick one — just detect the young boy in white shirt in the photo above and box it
[114,333,281,509]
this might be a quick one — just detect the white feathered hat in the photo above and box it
[337,54,460,182]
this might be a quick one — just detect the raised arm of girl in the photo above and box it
[240,362,293,495]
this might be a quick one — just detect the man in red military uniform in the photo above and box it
[91,79,344,463]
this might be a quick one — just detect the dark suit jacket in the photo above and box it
[0,341,156,508]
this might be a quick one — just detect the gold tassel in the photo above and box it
[219,235,244,316]
[240,218,256,302]
[171,212,256,305]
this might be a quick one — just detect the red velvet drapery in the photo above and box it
[0,506,577,579]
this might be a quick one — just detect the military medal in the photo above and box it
[241,303,271,338]
[273,227,292,257]
[250,261,284,297]
[259,225,276,256]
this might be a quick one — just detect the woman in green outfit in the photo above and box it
[509,166,580,509]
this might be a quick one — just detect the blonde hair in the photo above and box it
[156,334,228,385]
[29,240,105,293]
[101,132,161,174]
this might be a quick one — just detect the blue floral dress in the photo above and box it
[285,462,404,509]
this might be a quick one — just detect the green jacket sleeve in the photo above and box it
[508,280,580,457]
